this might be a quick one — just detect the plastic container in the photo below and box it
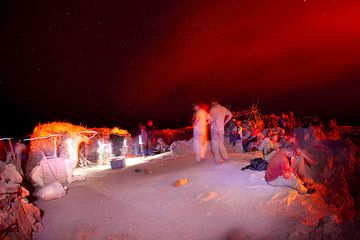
[110,158,126,169]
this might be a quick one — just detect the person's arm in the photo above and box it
[224,110,233,125]
[299,150,315,166]
[282,156,293,179]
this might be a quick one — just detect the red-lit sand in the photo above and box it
[34,147,333,240]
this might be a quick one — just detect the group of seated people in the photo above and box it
[229,120,291,152]
[229,119,316,195]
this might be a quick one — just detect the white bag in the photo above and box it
[36,181,67,200]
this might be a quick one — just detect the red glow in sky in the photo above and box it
[1,0,360,136]
[119,1,360,110]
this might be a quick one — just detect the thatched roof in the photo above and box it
[30,122,87,138]
[29,122,129,140]
[89,127,130,139]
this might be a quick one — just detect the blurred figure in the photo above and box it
[230,120,243,146]
[288,112,296,132]
[138,124,148,157]
[97,139,112,165]
[265,145,315,194]
[278,113,289,130]
[209,99,233,164]
[14,140,26,175]
[146,120,155,156]
[193,103,210,162]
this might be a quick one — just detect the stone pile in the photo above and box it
[0,163,42,239]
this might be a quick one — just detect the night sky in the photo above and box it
[1,0,360,137]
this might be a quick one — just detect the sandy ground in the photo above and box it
[33,145,331,240]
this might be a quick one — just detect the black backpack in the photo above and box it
[241,158,268,171]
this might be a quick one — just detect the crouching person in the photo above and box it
[291,151,314,186]
[265,145,315,195]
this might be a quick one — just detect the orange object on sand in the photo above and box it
[175,178,188,187]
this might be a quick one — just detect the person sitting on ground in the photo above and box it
[258,129,272,152]
[242,132,257,152]
[290,149,315,186]
[259,132,280,155]
[242,128,264,152]
[265,145,316,195]
[230,120,243,146]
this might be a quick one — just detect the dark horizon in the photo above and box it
[1,0,360,138]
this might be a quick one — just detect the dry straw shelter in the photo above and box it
[26,122,130,187]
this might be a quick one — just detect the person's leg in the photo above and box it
[140,144,145,156]
[230,134,237,146]
[200,134,208,160]
[231,134,241,146]
[292,156,314,184]
[211,129,222,163]
[147,138,153,156]
[193,132,202,162]
[218,129,229,160]
[268,173,308,194]
[303,165,314,184]
[242,140,248,152]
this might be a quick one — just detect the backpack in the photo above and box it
[241,157,268,171]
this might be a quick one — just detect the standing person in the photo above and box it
[209,99,233,164]
[146,120,155,156]
[193,103,210,162]
[278,113,288,130]
[288,112,296,132]
[138,124,148,157]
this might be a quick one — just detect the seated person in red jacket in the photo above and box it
[230,120,243,146]
[265,145,315,195]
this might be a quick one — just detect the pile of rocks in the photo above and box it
[0,163,42,239]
